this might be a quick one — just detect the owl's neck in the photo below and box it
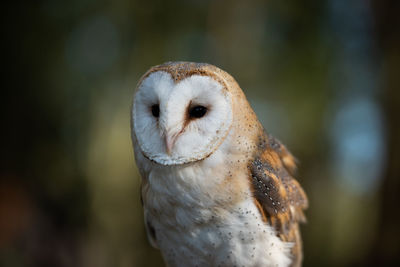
[143,144,251,229]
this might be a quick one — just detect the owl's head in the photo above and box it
[132,62,234,165]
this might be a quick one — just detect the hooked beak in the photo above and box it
[164,132,179,155]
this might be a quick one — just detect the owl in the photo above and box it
[131,62,308,267]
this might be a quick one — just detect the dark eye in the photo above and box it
[151,104,160,118]
[189,105,207,119]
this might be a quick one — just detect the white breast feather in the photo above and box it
[135,134,293,267]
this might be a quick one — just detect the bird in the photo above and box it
[131,62,308,267]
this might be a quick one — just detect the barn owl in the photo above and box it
[131,62,308,267]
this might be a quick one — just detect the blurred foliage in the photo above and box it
[1,0,399,266]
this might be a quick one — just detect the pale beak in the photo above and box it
[164,133,178,155]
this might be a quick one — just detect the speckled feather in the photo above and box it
[250,133,308,267]
[132,62,308,267]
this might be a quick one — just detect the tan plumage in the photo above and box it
[250,135,308,266]
[131,62,308,267]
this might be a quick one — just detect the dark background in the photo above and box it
[1,0,399,266]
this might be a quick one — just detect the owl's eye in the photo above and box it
[151,104,160,118]
[189,105,207,119]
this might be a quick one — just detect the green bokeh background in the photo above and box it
[2,1,399,266]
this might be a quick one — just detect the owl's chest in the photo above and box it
[142,165,292,267]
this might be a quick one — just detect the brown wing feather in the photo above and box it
[249,132,308,267]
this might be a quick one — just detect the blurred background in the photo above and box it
[1,0,399,266]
